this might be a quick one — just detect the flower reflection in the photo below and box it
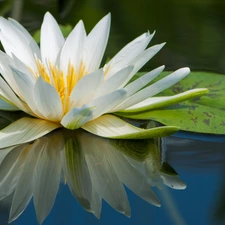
[0,129,186,224]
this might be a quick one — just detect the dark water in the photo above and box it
[0,1,224,225]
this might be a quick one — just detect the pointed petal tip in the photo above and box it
[8,217,15,224]
[124,211,131,218]
[77,19,85,28]
[93,211,101,219]
[44,11,52,18]
[37,216,44,225]
[43,12,58,26]
[101,13,111,24]
[149,30,156,37]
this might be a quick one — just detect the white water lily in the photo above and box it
[0,12,208,142]
[0,129,186,224]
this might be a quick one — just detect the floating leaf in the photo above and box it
[119,71,225,134]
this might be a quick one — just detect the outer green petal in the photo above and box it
[61,105,94,130]
[117,88,208,114]
[81,114,179,139]
[0,117,60,148]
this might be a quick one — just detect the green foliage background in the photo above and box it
[1,0,225,73]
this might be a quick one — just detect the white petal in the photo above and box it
[9,139,45,222]
[40,12,64,65]
[112,66,165,111]
[10,66,35,92]
[129,43,166,76]
[70,69,104,107]
[84,13,111,72]
[91,89,127,119]
[104,31,154,78]
[0,75,32,115]
[0,117,60,148]
[95,66,133,98]
[82,114,179,139]
[34,76,63,121]
[63,89,127,130]
[60,20,86,75]
[33,137,62,224]
[118,67,190,109]
[11,54,37,79]
[10,67,44,117]
[8,18,41,59]
[0,51,33,96]
[126,66,165,96]
[61,105,94,130]
[0,18,38,71]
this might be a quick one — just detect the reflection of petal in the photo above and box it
[33,133,63,224]
[80,132,131,217]
[106,144,161,206]
[0,144,29,200]
[9,139,45,222]
[0,126,186,224]
[161,174,186,190]
[61,132,101,218]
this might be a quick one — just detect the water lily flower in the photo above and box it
[0,129,186,224]
[0,12,208,145]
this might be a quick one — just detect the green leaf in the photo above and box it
[120,71,225,134]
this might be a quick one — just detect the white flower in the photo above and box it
[0,12,207,143]
[0,129,186,224]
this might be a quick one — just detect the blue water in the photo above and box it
[9,172,221,225]
[6,134,225,225]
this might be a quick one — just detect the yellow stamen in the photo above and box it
[67,63,76,95]
[32,59,88,115]
[36,59,50,83]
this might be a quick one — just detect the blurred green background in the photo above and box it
[1,0,225,73]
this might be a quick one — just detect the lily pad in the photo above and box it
[119,71,225,134]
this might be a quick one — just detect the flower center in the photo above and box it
[34,59,88,114]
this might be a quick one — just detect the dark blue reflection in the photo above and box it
[8,171,222,225]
